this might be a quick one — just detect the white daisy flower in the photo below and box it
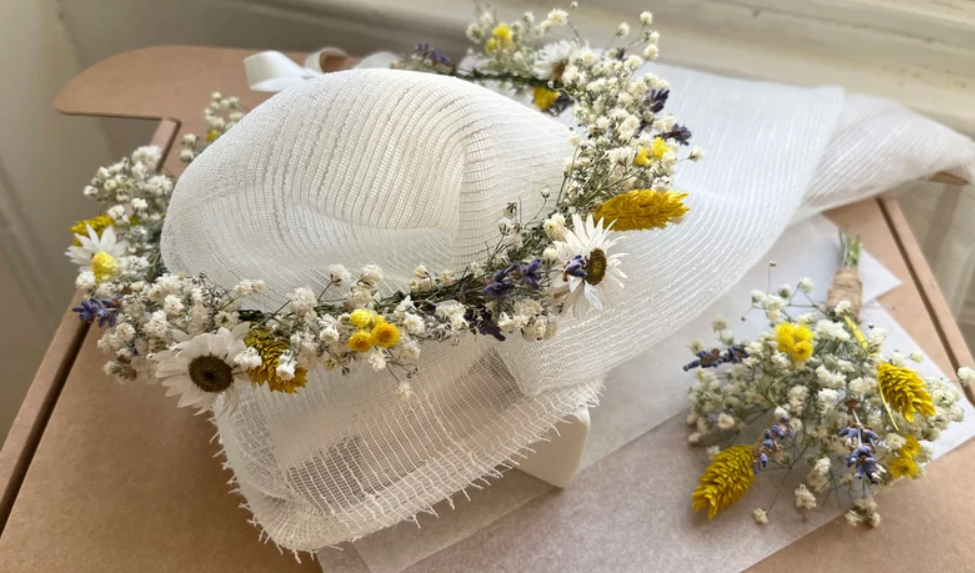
[552,214,626,317]
[533,40,576,80]
[152,323,250,415]
[66,225,128,284]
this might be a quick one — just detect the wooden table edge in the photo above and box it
[0,120,179,535]
[0,292,88,534]
[880,197,975,386]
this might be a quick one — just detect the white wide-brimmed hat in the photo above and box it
[162,65,974,550]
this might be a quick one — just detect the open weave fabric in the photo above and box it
[162,65,975,550]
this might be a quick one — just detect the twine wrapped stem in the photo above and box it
[826,232,863,321]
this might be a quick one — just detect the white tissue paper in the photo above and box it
[318,215,975,573]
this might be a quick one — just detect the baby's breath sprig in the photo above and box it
[178,92,245,163]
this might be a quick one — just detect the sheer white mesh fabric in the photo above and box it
[162,66,975,550]
[163,69,602,550]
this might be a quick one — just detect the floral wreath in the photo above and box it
[68,3,702,413]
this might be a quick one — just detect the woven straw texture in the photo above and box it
[162,66,975,550]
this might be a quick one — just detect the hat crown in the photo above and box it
[162,68,570,309]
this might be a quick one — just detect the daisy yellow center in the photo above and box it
[188,355,235,393]
[91,251,119,283]
[585,248,608,286]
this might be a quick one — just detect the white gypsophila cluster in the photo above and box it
[73,146,173,290]
[96,273,256,381]
[178,92,244,162]
[685,273,966,526]
[398,4,697,220]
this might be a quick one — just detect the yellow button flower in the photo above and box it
[370,321,401,348]
[899,434,921,458]
[348,330,373,353]
[775,322,795,350]
[791,341,814,362]
[793,325,814,343]
[775,322,814,362]
[491,24,514,49]
[888,455,920,480]
[350,308,376,328]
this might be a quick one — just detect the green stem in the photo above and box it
[839,230,862,271]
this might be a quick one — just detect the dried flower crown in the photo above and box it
[67,4,702,413]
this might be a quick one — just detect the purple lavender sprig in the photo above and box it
[72,297,119,327]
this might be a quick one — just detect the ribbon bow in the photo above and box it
[245,48,400,92]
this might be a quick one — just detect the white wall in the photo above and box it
[0,0,115,439]
[59,0,975,133]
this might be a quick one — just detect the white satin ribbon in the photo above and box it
[245,48,401,92]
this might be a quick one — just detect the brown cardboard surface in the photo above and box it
[0,122,176,534]
[0,325,365,572]
[0,46,971,572]
[0,292,87,532]
[54,46,357,177]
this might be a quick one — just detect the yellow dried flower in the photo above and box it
[533,87,560,110]
[877,363,935,423]
[791,341,814,362]
[793,325,814,343]
[348,330,373,353]
[692,445,756,519]
[491,24,514,49]
[485,38,498,53]
[206,129,221,142]
[775,322,795,350]
[774,322,814,362]
[91,251,120,284]
[370,321,400,348]
[899,434,921,458]
[349,308,376,328]
[69,215,113,246]
[593,190,689,232]
[244,330,308,394]
[633,146,651,167]
[888,455,920,480]
[650,137,669,160]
